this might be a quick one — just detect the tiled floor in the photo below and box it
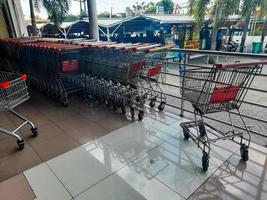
[1,92,267,200]
[0,92,130,182]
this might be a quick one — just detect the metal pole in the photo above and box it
[180,52,188,117]
[29,0,38,36]
[87,0,99,40]
[107,27,110,42]
[84,0,87,13]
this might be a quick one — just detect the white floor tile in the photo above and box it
[24,163,72,200]
[144,110,180,126]
[100,120,167,163]
[47,140,125,197]
[142,117,184,138]
[116,164,185,200]
[134,136,239,199]
[75,171,147,200]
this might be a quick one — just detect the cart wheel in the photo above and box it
[240,144,249,161]
[130,108,135,119]
[31,127,38,137]
[158,102,165,111]
[121,106,126,115]
[202,152,209,172]
[199,124,206,137]
[17,140,24,150]
[183,127,190,140]
[138,111,144,121]
[62,99,69,107]
[149,100,156,108]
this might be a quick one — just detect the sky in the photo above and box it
[21,0,187,19]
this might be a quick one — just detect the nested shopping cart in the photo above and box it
[180,62,265,172]
[143,46,173,111]
[0,71,38,150]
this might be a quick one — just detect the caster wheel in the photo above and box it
[183,127,190,140]
[240,144,249,161]
[138,111,144,121]
[17,140,24,150]
[113,105,117,111]
[158,102,165,111]
[202,152,209,172]
[130,108,135,119]
[62,100,69,107]
[31,127,38,137]
[121,106,126,115]
[149,100,156,108]
[199,124,206,137]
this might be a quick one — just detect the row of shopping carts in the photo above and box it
[0,38,172,119]
[67,41,172,119]
[17,40,86,106]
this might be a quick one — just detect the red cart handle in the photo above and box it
[0,82,10,89]
[215,61,267,69]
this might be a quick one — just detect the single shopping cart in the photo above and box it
[180,62,265,172]
[0,71,38,150]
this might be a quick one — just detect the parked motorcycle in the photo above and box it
[223,40,239,52]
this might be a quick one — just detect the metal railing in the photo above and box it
[158,49,267,139]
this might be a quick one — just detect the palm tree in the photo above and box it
[260,17,267,52]
[189,0,239,51]
[239,0,267,52]
[29,0,38,36]
[34,0,71,26]
[259,0,267,52]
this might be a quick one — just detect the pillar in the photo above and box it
[87,0,99,40]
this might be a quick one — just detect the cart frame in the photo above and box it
[0,71,38,150]
[180,61,265,172]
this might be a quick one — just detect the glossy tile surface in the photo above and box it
[2,92,267,200]
[74,170,147,200]
[99,118,176,164]
[134,133,239,199]
[187,187,218,200]
[0,143,41,182]
[24,163,72,200]
[116,164,185,200]
[0,173,36,200]
[47,140,125,196]
[201,146,267,200]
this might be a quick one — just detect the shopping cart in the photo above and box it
[0,71,38,150]
[18,40,84,106]
[142,46,173,111]
[180,61,265,172]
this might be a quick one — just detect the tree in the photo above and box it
[258,0,267,52]
[34,0,71,26]
[144,2,156,14]
[97,12,123,18]
[239,0,267,52]
[63,14,79,22]
[260,17,267,52]
[97,11,110,18]
[189,0,239,51]
[156,0,174,14]
[132,2,145,15]
[29,0,38,36]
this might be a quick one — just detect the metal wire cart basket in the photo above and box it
[180,61,265,172]
[0,71,38,150]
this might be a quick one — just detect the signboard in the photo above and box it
[156,6,164,14]
[164,34,175,46]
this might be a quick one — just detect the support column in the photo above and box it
[87,0,99,40]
